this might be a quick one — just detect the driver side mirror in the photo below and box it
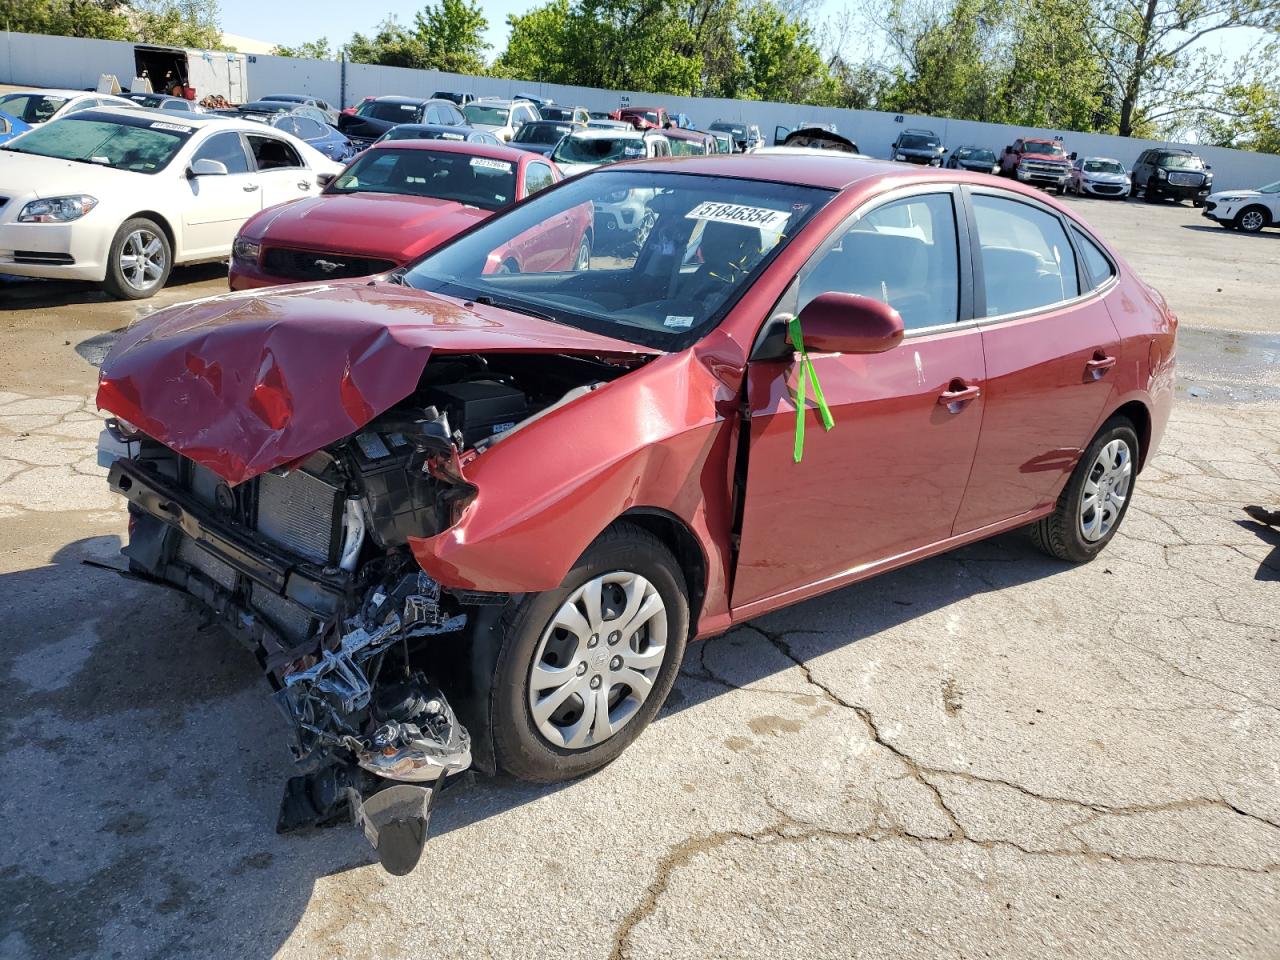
[793,293,905,354]
[317,172,336,188]
[188,158,228,177]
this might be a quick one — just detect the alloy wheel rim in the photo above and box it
[1241,211,1264,231]
[1079,438,1132,542]
[576,239,590,270]
[120,229,166,291]
[528,571,668,750]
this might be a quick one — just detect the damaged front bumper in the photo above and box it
[107,455,476,873]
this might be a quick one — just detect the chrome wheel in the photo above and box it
[574,237,591,271]
[1080,438,1132,542]
[528,571,668,750]
[119,229,166,292]
[1239,209,1266,233]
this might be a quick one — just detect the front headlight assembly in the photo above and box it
[233,237,262,262]
[17,195,98,223]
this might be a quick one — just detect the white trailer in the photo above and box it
[133,44,248,104]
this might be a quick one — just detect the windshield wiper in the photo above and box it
[472,294,557,323]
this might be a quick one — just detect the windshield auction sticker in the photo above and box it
[149,121,193,133]
[686,201,790,230]
[470,157,513,172]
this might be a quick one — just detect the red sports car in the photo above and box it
[228,139,587,289]
[98,155,1175,872]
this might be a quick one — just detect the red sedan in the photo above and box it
[98,155,1174,872]
[228,139,587,290]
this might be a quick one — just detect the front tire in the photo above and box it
[1236,206,1269,233]
[491,521,689,783]
[103,218,171,300]
[1031,418,1139,563]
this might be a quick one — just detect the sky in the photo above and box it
[216,0,1267,67]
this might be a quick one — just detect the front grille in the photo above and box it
[1021,161,1068,178]
[261,247,396,282]
[177,537,238,590]
[13,251,75,265]
[1090,184,1124,194]
[1167,171,1203,187]
[249,582,316,641]
[256,469,341,565]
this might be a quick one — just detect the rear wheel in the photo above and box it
[574,233,591,271]
[1236,206,1269,233]
[491,522,689,783]
[1031,418,1139,563]
[103,218,171,300]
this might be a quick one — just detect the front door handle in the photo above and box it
[1086,353,1117,379]
[243,183,260,192]
[938,380,981,413]
[297,180,311,191]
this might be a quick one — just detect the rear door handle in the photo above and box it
[938,380,981,413]
[1086,353,1117,379]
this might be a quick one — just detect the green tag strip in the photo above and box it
[787,316,834,463]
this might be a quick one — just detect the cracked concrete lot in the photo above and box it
[0,198,1277,960]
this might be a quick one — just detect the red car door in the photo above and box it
[951,189,1122,533]
[732,189,987,614]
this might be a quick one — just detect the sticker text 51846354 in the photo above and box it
[686,201,790,231]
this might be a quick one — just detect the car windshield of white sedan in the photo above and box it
[1,115,191,173]
[552,136,644,165]
[329,147,517,210]
[1084,160,1124,174]
[1259,181,1280,194]
[0,93,68,123]
[463,104,512,126]
[402,171,832,349]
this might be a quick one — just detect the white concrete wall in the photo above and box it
[4,30,1280,189]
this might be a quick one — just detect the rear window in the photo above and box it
[900,134,939,149]
[0,92,68,123]
[464,104,512,126]
[514,122,571,145]
[358,100,425,123]
[329,147,517,210]
[552,136,645,165]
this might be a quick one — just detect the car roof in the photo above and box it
[1082,156,1123,162]
[84,107,278,132]
[568,127,645,140]
[1,88,104,99]
[365,138,534,164]
[369,95,437,105]
[261,94,311,101]
[471,98,534,108]
[664,127,712,141]
[610,153,922,189]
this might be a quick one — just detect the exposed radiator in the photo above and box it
[256,470,342,566]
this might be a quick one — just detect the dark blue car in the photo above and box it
[373,123,501,146]
[270,114,356,162]
[508,120,574,157]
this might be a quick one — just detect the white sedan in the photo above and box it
[0,89,135,125]
[0,108,343,298]
[1202,180,1280,233]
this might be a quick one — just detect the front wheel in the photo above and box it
[491,521,689,783]
[103,218,172,300]
[1031,418,1139,563]
[1236,206,1269,233]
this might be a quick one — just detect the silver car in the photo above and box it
[1069,156,1131,199]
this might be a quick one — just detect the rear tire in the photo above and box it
[1031,418,1140,564]
[491,521,689,783]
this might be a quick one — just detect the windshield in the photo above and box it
[464,104,512,126]
[539,107,573,121]
[358,101,424,123]
[1024,141,1065,156]
[514,122,571,145]
[624,110,659,124]
[710,122,746,138]
[668,137,706,156]
[899,134,939,149]
[242,102,292,114]
[128,94,167,108]
[0,93,68,123]
[552,136,645,165]
[957,148,995,163]
[401,170,831,349]
[1159,153,1203,170]
[328,147,516,210]
[1259,181,1280,194]
[2,115,190,173]
[1084,159,1124,174]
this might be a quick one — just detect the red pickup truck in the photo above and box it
[998,137,1071,194]
[613,106,669,130]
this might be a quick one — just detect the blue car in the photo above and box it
[269,113,356,162]
[0,110,31,146]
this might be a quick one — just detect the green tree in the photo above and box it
[1199,41,1280,153]
[877,0,1002,120]
[730,1,834,103]
[491,0,577,82]
[132,0,223,49]
[347,0,489,72]
[272,38,335,60]
[0,0,131,40]
[997,0,1107,130]
[1084,0,1280,137]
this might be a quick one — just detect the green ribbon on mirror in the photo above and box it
[787,316,834,463]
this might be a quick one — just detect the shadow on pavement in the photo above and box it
[0,263,227,312]
[0,529,1067,958]
[1237,516,1280,581]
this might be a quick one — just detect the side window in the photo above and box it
[799,193,960,331]
[425,105,442,124]
[1071,227,1115,289]
[191,131,251,174]
[524,162,554,196]
[447,105,464,125]
[247,135,304,170]
[273,116,303,138]
[971,194,1079,317]
[292,117,326,140]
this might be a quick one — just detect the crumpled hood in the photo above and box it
[96,282,658,484]
[244,193,491,263]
